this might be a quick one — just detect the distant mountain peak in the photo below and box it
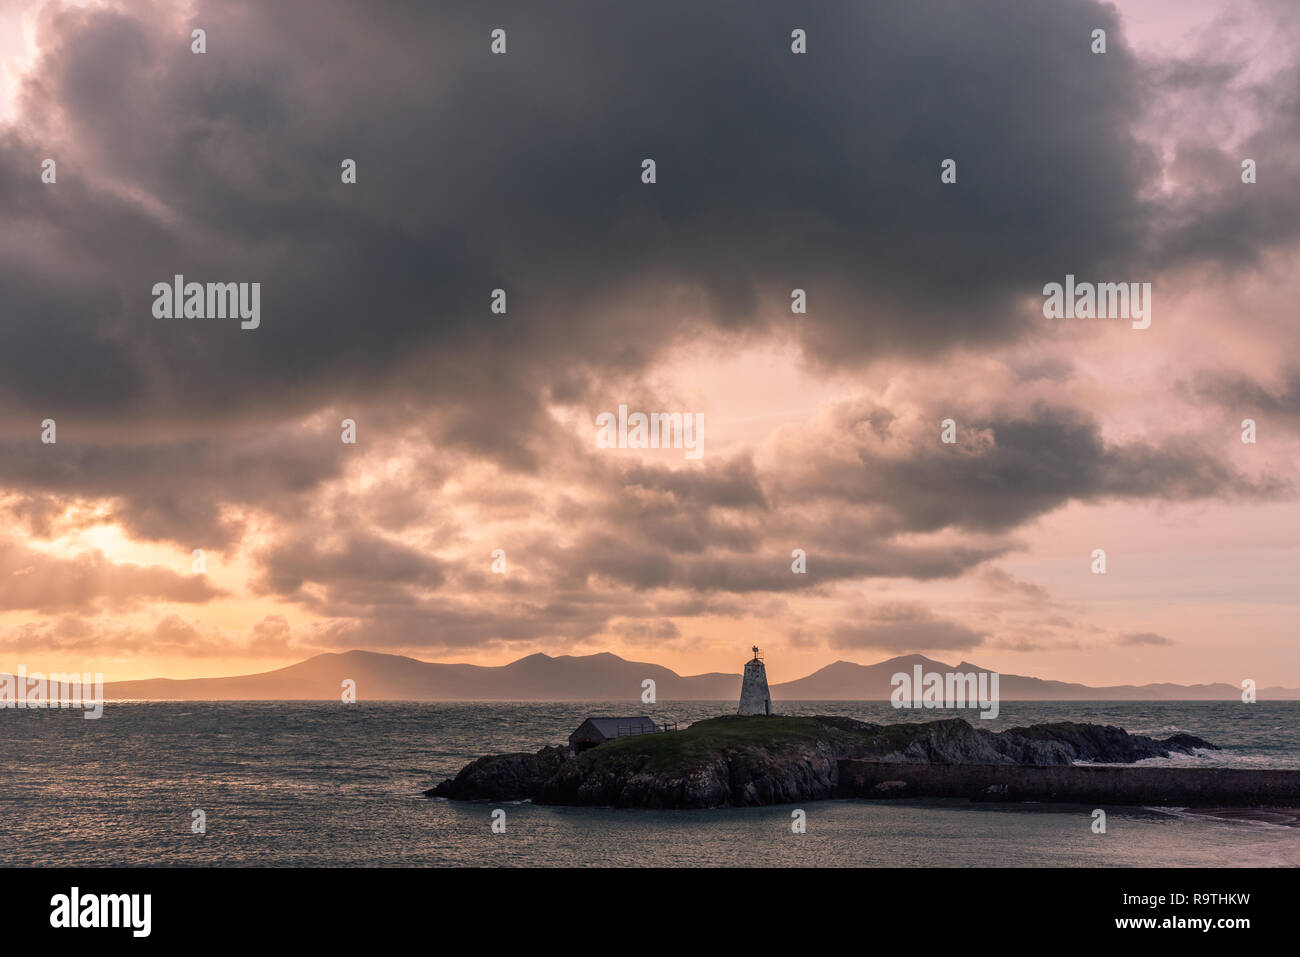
[511,652,554,663]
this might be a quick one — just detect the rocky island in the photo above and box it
[420,714,1300,810]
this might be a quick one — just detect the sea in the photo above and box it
[1,700,1297,867]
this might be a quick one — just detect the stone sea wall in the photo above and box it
[837,760,1300,807]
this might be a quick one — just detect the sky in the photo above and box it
[0,0,1297,686]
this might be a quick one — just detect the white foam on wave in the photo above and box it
[1150,805,1300,831]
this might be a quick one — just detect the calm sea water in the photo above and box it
[1,700,1296,867]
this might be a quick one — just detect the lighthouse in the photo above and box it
[738,646,772,716]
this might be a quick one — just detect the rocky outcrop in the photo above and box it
[426,745,573,801]
[425,715,1217,809]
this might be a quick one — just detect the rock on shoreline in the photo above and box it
[425,715,1217,809]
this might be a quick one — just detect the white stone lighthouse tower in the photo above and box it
[738,646,772,716]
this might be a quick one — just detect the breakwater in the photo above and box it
[837,760,1300,806]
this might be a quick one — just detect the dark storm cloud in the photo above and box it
[2,0,1178,432]
[620,458,769,512]
[1188,366,1300,424]
[1140,4,1300,273]
[5,0,1298,660]
[252,531,446,604]
[0,421,348,546]
[1,0,1287,515]
[780,402,1286,534]
[540,534,1002,594]
[239,397,1274,629]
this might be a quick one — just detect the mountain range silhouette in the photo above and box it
[80,650,1300,701]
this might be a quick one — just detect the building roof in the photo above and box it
[574,716,659,737]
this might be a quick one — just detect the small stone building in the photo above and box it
[568,716,660,752]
